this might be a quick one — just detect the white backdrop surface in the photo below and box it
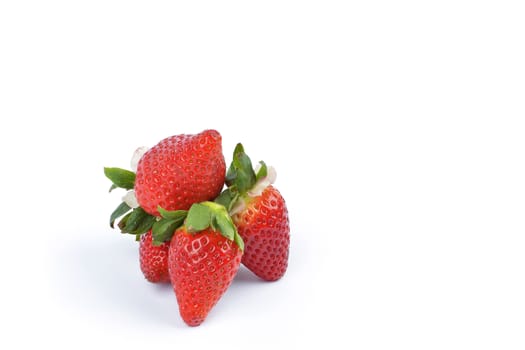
[0,1,524,349]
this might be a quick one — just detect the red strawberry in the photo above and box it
[139,230,170,283]
[216,144,290,281]
[105,151,190,283]
[135,129,226,216]
[168,202,244,326]
[231,186,289,281]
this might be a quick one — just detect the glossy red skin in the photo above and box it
[168,227,242,327]
[232,186,290,281]
[135,130,226,216]
[139,230,170,283]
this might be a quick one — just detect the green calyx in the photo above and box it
[214,187,239,213]
[110,202,131,228]
[104,167,136,192]
[118,207,156,235]
[108,202,187,245]
[105,166,140,233]
[185,202,244,251]
[225,143,267,194]
[151,207,188,246]
[218,143,267,212]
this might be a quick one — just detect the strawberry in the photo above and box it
[215,144,290,281]
[139,230,170,283]
[134,129,226,216]
[231,186,289,281]
[168,202,244,326]
[105,150,189,283]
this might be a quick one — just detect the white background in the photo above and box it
[1,1,524,349]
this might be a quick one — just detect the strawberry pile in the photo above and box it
[104,130,290,326]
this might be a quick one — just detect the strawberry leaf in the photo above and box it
[225,144,244,185]
[200,201,244,251]
[214,213,235,241]
[122,207,148,232]
[235,154,255,193]
[110,202,131,228]
[158,206,188,220]
[152,216,185,245]
[214,189,234,209]
[225,143,257,194]
[255,161,267,182]
[118,212,132,231]
[228,193,240,213]
[233,230,244,252]
[119,207,155,235]
[225,166,237,187]
[104,167,136,190]
[151,207,187,244]
[186,203,212,232]
[128,214,156,235]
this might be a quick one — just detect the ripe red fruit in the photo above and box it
[217,143,290,281]
[139,230,170,283]
[232,186,290,281]
[135,130,226,216]
[168,202,244,326]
